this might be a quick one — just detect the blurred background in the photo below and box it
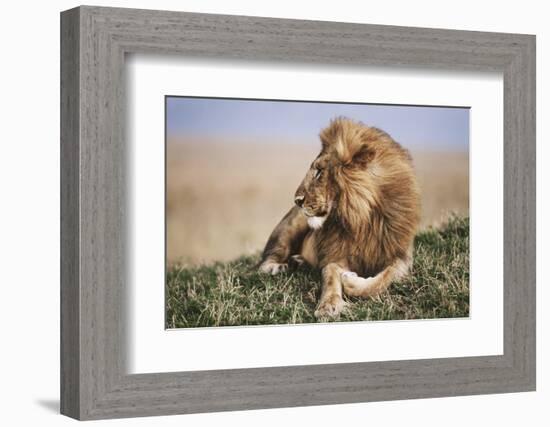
[166,97,469,265]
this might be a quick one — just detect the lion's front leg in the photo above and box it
[259,206,309,275]
[314,262,348,320]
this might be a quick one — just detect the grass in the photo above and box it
[166,216,470,328]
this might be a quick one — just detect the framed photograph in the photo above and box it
[60,6,536,420]
[164,96,470,328]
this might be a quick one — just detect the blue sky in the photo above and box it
[166,97,469,151]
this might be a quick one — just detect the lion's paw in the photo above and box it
[259,261,288,275]
[314,295,346,320]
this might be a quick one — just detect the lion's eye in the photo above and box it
[314,168,323,180]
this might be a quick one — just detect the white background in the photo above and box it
[0,0,546,426]
[128,57,503,373]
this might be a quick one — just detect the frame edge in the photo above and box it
[60,6,81,420]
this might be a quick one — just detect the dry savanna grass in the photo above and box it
[167,137,468,265]
[166,216,470,328]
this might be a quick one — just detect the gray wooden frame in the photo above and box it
[60,5,536,421]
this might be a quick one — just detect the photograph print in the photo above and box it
[165,97,469,328]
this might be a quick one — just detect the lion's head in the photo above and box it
[294,117,420,245]
[293,143,337,229]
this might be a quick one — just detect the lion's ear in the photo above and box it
[350,144,375,168]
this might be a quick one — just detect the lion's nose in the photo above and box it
[294,195,305,208]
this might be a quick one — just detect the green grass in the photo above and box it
[166,216,469,328]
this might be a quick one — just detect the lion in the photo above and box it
[259,117,421,319]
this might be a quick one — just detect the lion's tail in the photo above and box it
[341,256,411,297]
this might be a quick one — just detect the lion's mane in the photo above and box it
[315,118,421,277]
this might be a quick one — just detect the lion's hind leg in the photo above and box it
[341,257,411,298]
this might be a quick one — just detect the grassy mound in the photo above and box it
[166,216,469,328]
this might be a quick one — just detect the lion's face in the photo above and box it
[294,153,335,227]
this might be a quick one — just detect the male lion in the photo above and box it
[259,117,421,319]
